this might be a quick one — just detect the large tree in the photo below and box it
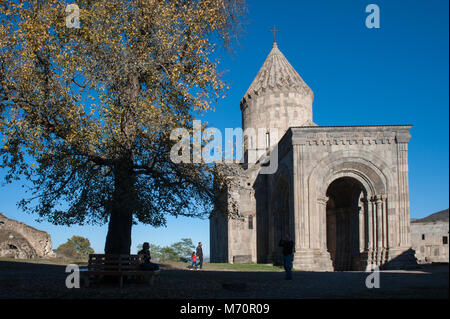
[57,235,95,258]
[171,238,195,261]
[0,0,245,254]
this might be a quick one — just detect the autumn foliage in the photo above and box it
[0,0,245,254]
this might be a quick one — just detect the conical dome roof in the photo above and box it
[243,42,313,101]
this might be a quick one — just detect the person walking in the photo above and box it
[278,235,294,280]
[196,242,204,270]
[190,251,198,270]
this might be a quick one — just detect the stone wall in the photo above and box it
[210,166,260,264]
[411,221,449,263]
[0,213,55,259]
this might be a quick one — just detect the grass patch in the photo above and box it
[203,262,283,272]
[161,261,285,272]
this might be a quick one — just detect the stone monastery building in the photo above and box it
[210,41,417,271]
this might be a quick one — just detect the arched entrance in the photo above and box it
[326,177,367,271]
[0,231,38,259]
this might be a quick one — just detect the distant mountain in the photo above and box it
[412,209,449,223]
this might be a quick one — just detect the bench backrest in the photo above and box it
[88,254,143,271]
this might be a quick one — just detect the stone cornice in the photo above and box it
[287,125,413,146]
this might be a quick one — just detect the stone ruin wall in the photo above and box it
[0,213,55,259]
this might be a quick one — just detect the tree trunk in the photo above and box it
[104,160,135,254]
[105,74,139,255]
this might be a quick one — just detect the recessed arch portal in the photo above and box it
[326,177,367,271]
[307,153,396,270]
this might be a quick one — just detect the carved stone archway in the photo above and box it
[309,154,393,270]
[326,176,367,271]
[290,150,398,271]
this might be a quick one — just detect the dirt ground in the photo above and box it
[0,260,447,299]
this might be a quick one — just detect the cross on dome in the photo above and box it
[269,25,280,43]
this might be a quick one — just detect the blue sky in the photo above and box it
[0,0,448,256]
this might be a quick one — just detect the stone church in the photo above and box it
[210,41,417,271]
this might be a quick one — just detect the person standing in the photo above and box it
[196,242,203,269]
[278,235,294,280]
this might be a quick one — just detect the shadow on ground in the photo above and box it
[0,261,447,299]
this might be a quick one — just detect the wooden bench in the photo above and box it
[80,254,160,288]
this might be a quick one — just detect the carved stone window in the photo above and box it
[248,215,254,230]
[443,236,448,245]
[422,234,425,240]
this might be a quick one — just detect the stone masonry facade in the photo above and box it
[411,210,449,263]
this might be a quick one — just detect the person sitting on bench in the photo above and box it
[138,242,160,271]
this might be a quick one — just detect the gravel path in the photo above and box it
[0,261,447,299]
